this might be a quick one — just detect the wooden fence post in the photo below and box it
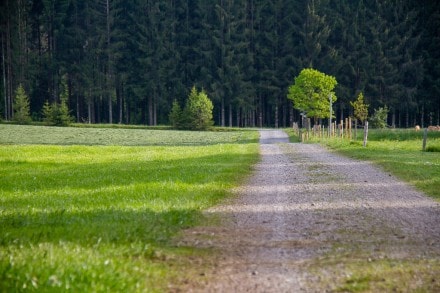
[354,120,358,141]
[345,118,348,139]
[348,117,352,140]
[363,121,369,147]
[423,128,428,151]
[340,120,344,138]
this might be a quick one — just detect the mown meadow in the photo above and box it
[285,127,440,200]
[0,124,259,291]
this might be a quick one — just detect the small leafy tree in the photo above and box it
[350,92,369,125]
[13,84,31,124]
[370,106,389,128]
[287,68,337,122]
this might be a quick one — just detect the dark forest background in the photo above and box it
[1,0,439,127]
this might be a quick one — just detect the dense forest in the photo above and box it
[1,0,439,127]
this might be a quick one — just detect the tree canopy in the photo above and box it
[287,68,337,120]
[1,0,439,127]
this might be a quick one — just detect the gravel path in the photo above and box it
[177,130,440,292]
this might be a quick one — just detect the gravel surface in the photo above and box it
[176,130,440,292]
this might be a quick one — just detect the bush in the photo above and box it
[370,106,389,129]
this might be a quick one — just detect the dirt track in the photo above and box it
[176,130,440,292]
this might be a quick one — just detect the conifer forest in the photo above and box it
[1,0,439,128]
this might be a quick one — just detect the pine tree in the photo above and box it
[42,100,54,125]
[13,84,31,124]
[169,99,183,129]
[182,86,214,130]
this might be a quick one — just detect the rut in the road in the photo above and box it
[177,130,440,292]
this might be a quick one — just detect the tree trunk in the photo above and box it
[119,95,123,124]
[6,0,13,119]
[148,95,153,125]
[76,92,80,122]
[1,32,7,120]
[392,110,396,128]
[106,0,112,124]
[229,104,232,127]
[221,97,225,127]
[108,94,112,124]
[289,106,293,127]
[236,106,240,127]
[153,97,157,126]
[87,97,92,124]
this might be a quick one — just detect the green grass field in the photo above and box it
[0,124,259,292]
[285,128,440,200]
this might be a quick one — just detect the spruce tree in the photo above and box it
[169,99,183,129]
[13,84,31,124]
[181,86,214,130]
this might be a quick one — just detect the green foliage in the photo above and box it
[171,86,214,131]
[0,125,259,291]
[1,1,438,127]
[287,68,337,120]
[350,92,369,125]
[370,106,389,129]
[13,84,31,124]
[42,100,53,125]
[41,78,73,126]
[42,101,73,127]
[169,99,183,129]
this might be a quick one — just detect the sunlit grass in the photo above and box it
[310,254,440,292]
[0,125,259,291]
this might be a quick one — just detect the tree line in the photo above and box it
[1,0,439,128]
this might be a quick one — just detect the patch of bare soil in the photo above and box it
[173,130,440,292]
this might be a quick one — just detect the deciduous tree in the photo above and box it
[350,92,369,125]
[287,68,337,122]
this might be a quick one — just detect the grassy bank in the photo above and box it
[0,125,259,291]
[296,128,440,200]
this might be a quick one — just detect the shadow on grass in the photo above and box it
[0,208,203,247]
[0,151,258,248]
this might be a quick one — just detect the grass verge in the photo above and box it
[310,254,440,292]
[0,125,259,291]
[303,129,440,200]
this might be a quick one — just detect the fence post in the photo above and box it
[340,120,344,138]
[423,128,428,151]
[363,121,369,147]
[354,120,358,141]
[348,117,352,140]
